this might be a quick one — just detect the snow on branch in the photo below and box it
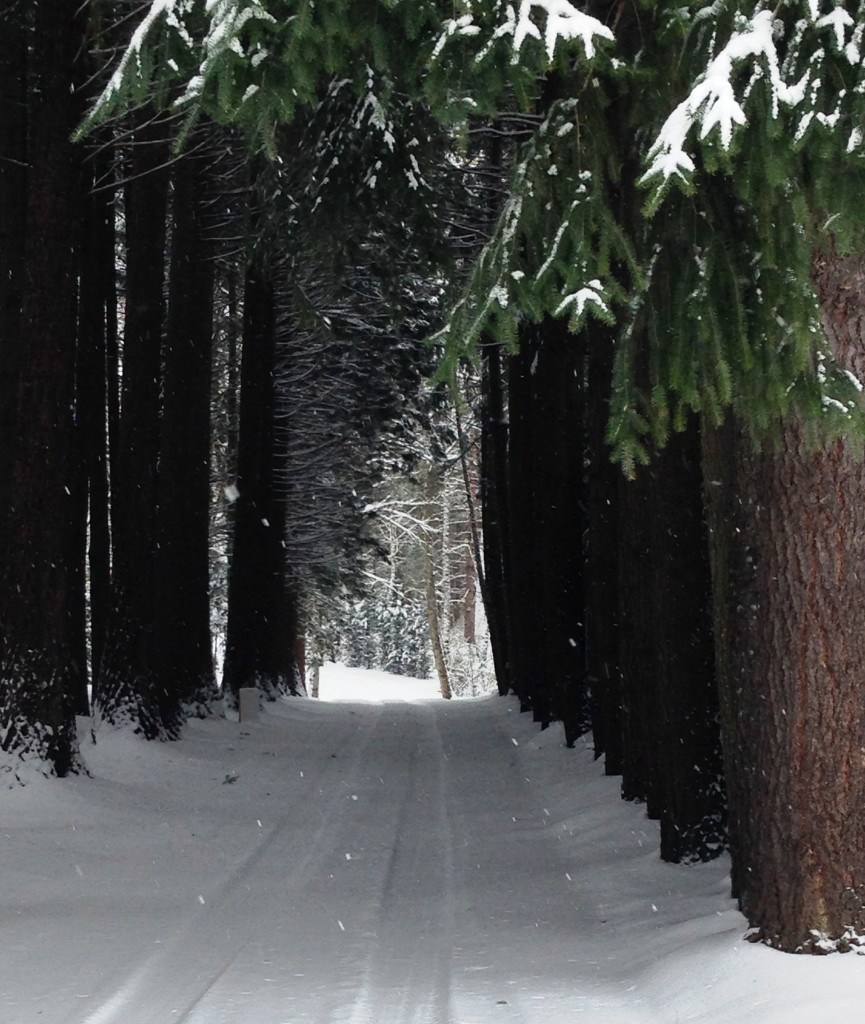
[434,1,614,65]
[555,280,608,320]
[642,11,796,185]
[80,0,279,132]
[175,0,277,107]
[641,2,863,194]
[510,0,614,61]
[79,0,183,130]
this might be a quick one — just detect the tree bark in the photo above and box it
[94,112,169,737]
[223,257,299,701]
[423,462,452,700]
[152,147,219,724]
[584,321,623,773]
[0,0,86,776]
[505,334,540,713]
[617,463,661,809]
[479,338,513,695]
[0,0,28,499]
[649,421,725,863]
[531,315,587,745]
[704,248,865,951]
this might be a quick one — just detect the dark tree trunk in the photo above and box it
[617,463,660,810]
[0,0,86,776]
[505,332,540,713]
[584,322,622,773]
[616,422,724,859]
[531,315,587,745]
[153,147,219,724]
[94,114,169,737]
[0,0,28,517]
[76,139,115,688]
[649,421,725,863]
[479,338,512,696]
[703,249,865,952]
[223,260,298,701]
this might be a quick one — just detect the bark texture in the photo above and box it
[704,249,865,951]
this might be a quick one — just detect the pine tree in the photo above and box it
[0,0,90,777]
[154,140,220,719]
[94,109,171,737]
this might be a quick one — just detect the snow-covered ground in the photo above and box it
[2,663,862,1024]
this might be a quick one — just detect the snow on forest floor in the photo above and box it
[1,663,863,1024]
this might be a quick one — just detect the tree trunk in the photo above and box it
[584,321,623,773]
[703,248,865,952]
[423,463,452,700]
[531,315,587,746]
[152,147,219,725]
[0,0,28,498]
[479,338,513,695]
[649,421,725,863]
[617,463,661,810]
[223,257,298,701]
[505,334,540,713]
[77,138,115,688]
[0,0,86,776]
[94,112,169,737]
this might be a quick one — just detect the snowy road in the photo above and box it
[73,699,594,1024]
[4,667,865,1024]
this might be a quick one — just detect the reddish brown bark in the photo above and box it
[705,250,865,952]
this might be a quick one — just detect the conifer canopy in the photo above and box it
[81,0,865,467]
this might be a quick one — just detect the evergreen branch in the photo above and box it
[640,2,865,204]
[431,0,616,66]
[74,0,184,138]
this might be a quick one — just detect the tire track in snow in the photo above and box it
[74,703,389,1024]
[343,701,455,1024]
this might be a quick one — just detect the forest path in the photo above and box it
[3,677,765,1024]
[64,697,639,1024]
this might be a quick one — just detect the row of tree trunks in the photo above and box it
[647,424,725,863]
[0,18,296,766]
[482,316,588,739]
[479,314,724,861]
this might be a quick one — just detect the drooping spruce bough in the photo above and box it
[81,1,865,467]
